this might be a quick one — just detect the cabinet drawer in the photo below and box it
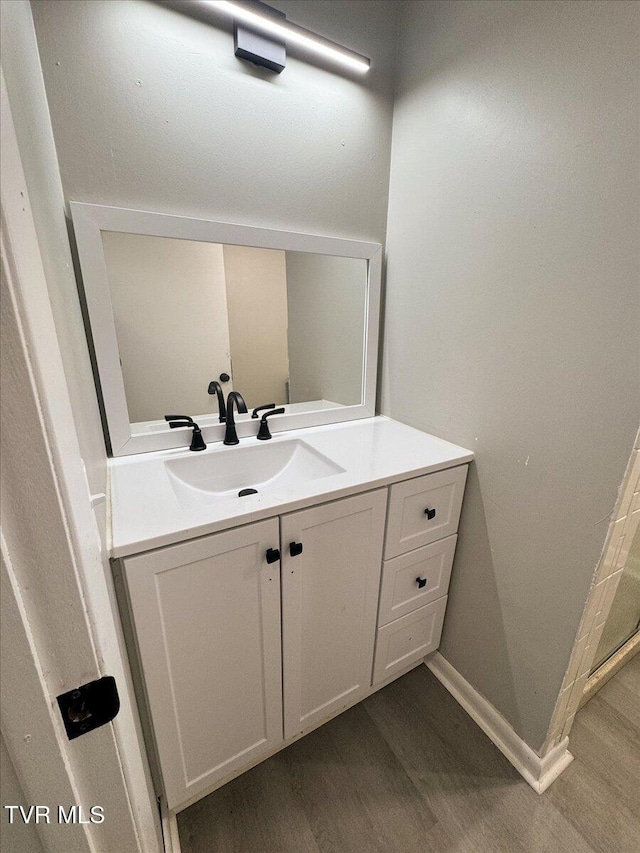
[372,597,447,686]
[378,535,456,627]
[384,465,467,558]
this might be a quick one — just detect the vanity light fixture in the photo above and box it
[196,0,371,74]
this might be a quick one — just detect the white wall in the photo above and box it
[286,253,366,405]
[383,0,640,750]
[102,233,232,423]
[31,0,398,245]
[223,245,289,409]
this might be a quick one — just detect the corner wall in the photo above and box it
[382,0,640,750]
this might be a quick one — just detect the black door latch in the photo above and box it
[57,676,120,740]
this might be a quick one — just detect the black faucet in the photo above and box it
[165,415,206,451]
[207,381,227,423]
[257,408,285,440]
[223,392,248,445]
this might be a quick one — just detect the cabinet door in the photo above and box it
[123,519,282,811]
[281,489,387,739]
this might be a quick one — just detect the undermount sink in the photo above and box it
[165,439,345,508]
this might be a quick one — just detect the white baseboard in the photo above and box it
[161,798,182,853]
[425,652,573,794]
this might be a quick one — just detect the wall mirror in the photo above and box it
[70,203,381,455]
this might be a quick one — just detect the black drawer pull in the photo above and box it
[265,548,280,564]
[416,576,427,589]
[289,541,303,557]
[424,507,436,520]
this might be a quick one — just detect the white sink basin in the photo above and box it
[165,439,345,508]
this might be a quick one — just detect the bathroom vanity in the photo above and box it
[110,418,472,811]
[70,202,473,814]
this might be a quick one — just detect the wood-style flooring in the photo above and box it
[178,653,640,853]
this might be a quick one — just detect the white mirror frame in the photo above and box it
[70,202,382,456]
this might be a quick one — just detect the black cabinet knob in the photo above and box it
[289,541,303,557]
[416,576,427,589]
[266,548,280,564]
[424,507,436,520]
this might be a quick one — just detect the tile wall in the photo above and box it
[543,427,640,752]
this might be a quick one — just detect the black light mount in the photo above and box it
[164,2,370,76]
[233,0,286,73]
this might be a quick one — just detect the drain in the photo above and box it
[238,488,258,497]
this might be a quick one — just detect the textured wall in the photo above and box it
[382,0,640,750]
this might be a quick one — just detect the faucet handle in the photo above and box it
[256,408,285,441]
[252,403,276,419]
[166,416,206,451]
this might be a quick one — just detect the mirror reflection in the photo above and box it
[100,232,367,424]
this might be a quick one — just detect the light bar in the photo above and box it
[199,0,371,74]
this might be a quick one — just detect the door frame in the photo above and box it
[1,69,163,853]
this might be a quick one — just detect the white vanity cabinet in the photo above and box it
[119,454,470,813]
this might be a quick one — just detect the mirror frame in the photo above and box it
[70,202,382,456]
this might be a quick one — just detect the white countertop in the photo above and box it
[109,416,473,558]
